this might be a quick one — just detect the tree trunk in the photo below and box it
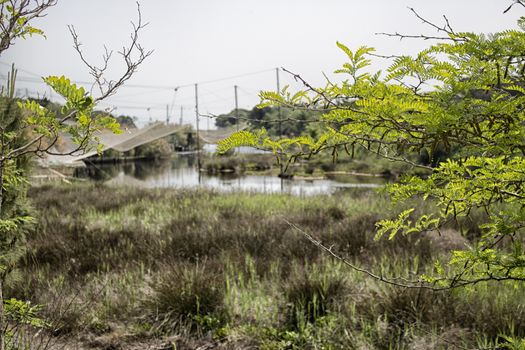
[0,277,4,350]
[0,160,5,350]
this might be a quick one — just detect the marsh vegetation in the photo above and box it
[6,184,525,349]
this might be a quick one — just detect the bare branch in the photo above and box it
[503,0,525,13]
[376,32,453,41]
[408,7,453,35]
[376,7,464,42]
[368,52,404,60]
[69,1,153,102]
[199,111,330,125]
[442,15,456,35]
[67,25,107,97]
[285,218,525,290]
[280,67,367,115]
[283,218,432,289]
[281,67,340,109]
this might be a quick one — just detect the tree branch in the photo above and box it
[503,0,525,13]
[285,218,525,291]
[68,1,153,102]
[376,7,464,42]
[0,0,57,56]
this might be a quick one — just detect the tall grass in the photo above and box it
[5,183,525,349]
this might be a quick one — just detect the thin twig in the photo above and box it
[503,0,525,13]
[284,218,525,290]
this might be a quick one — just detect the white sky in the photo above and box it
[1,0,522,128]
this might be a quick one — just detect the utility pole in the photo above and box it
[195,84,201,179]
[166,104,169,125]
[180,106,183,125]
[276,67,284,192]
[276,67,282,137]
[234,85,239,131]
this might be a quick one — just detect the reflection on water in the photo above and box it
[77,155,387,196]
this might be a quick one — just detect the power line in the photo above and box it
[199,86,231,103]
[103,88,236,107]
[238,86,259,96]
[6,79,262,115]
[178,68,275,88]
[0,62,42,78]
[0,63,275,90]
[96,102,167,111]
[1,64,283,125]
[102,87,172,99]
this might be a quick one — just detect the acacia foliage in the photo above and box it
[218,19,525,287]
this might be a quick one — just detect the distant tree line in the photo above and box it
[215,106,322,138]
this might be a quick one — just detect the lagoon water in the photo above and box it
[78,154,386,196]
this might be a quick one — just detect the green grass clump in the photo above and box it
[283,261,348,330]
[146,262,227,334]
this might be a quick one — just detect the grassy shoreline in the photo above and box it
[200,153,425,180]
[6,184,525,349]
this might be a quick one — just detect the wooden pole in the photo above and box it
[276,68,284,192]
[234,85,239,132]
[195,84,201,179]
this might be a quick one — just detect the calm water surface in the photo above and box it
[78,154,388,196]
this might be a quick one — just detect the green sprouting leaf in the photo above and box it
[77,113,90,126]
[44,76,88,108]
[336,41,353,61]
[0,216,34,233]
[519,16,525,31]
[375,208,415,241]
[217,129,267,154]
[5,298,49,328]
[434,260,445,275]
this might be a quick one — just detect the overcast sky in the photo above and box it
[1,0,522,128]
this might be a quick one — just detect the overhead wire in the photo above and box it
[238,86,260,97]
[105,87,172,100]
[0,63,281,123]
[199,86,231,104]
[93,85,228,106]
[0,62,42,78]
[0,63,275,90]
